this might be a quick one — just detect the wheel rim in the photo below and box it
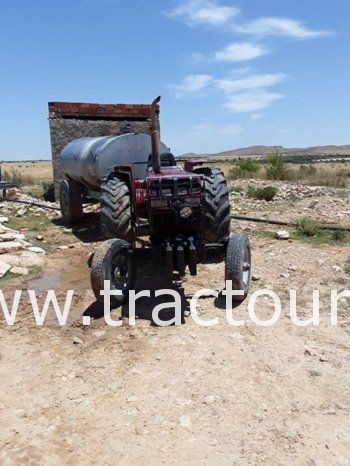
[242,246,251,291]
[110,251,130,291]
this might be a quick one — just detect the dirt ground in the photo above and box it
[0,185,350,465]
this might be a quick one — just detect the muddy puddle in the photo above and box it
[28,258,90,292]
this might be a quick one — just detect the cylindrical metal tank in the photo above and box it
[60,133,170,190]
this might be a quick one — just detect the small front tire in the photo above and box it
[90,239,136,307]
[225,233,251,301]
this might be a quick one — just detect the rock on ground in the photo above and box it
[0,241,25,254]
[0,261,11,277]
[0,251,45,268]
[10,267,29,276]
[275,230,290,240]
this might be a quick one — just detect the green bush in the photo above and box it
[247,185,277,201]
[266,153,290,180]
[229,158,259,179]
[296,218,321,237]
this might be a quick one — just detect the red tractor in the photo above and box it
[59,97,251,306]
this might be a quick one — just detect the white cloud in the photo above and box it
[216,73,286,113]
[168,74,214,98]
[216,73,287,92]
[215,42,269,62]
[238,17,329,39]
[223,90,283,113]
[193,44,266,65]
[251,113,264,120]
[169,71,286,111]
[229,67,253,76]
[167,0,239,27]
[167,1,329,39]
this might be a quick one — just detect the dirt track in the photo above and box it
[1,190,350,465]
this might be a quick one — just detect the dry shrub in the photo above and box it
[288,165,348,188]
[3,168,35,187]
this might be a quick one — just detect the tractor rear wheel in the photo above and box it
[100,175,135,242]
[194,167,230,243]
[59,179,83,225]
[90,239,136,307]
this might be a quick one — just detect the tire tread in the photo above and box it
[100,175,135,241]
[194,167,231,243]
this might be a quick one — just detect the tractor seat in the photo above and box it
[160,152,176,167]
[147,152,177,169]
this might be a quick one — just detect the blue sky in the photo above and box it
[1,0,349,159]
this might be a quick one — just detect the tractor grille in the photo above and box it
[148,176,202,198]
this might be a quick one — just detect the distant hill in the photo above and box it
[179,145,350,159]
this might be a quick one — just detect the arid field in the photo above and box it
[2,158,350,189]
[2,161,53,182]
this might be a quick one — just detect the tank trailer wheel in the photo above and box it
[193,167,230,243]
[225,233,251,301]
[100,175,135,242]
[59,179,83,225]
[90,239,136,307]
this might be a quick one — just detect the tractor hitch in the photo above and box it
[158,237,226,277]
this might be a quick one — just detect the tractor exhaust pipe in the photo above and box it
[150,96,161,173]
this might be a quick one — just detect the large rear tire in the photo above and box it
[194,167,230,243]
[90,239,136,307]
[59,179,83,225]
[100,175,135,242]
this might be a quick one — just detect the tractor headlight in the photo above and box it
[179,206,193,219]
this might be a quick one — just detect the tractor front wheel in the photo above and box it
[59,179,83,225]
[225,233,251,301]
[90,239,136,307]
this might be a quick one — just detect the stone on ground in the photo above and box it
[275,230,290,240]
[0,261,11,277]
[0,232,26,242]
[28,246,46,254]
[0,251,45,268]
[0,241,25,254]
[5,188,20,200]
[10,267,29,276]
